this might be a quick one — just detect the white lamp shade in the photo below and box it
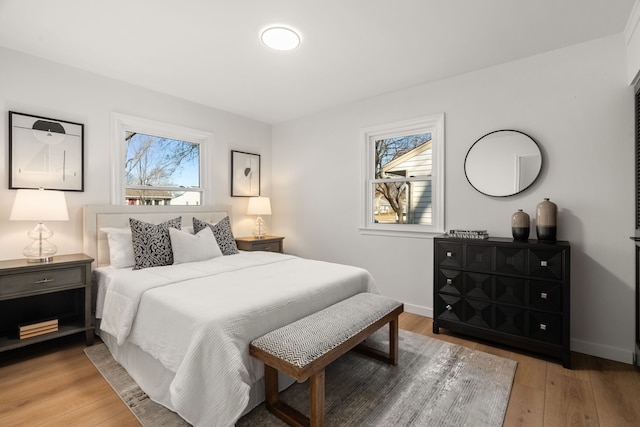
[10,189,69,221]
[247,196,272,215]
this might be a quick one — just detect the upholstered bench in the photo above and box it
[249,292,404,427]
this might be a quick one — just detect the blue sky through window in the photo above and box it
[125,133,200,188]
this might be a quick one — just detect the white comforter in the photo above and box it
[97,251,377,426]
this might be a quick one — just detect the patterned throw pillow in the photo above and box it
[193,216,239,255]
[130,217,182,270]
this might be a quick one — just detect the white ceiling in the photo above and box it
[0,0,635,124]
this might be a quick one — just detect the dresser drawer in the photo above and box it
[494,276,526,306]
[436,269,463,295]
[435,293,465,322]
[0,267,85,298]
[495,304,526,336]
[529,311,563,344]
[436,242,463,268]
[495,246,527,275]
[464,244,492,271]
[463,272,492,300]
[529,248,564,280]
[529,281,562,312]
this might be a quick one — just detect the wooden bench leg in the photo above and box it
[264,364,279,407]
[309,369,325,427]
[353,315,400,365]
[264,364,313,427]
[389,316,398,366]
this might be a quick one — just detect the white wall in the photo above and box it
[625,0,640,84]
[0,47,272,261]
[272,34,635,363]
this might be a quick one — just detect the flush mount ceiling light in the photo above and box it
[261,26,300,51]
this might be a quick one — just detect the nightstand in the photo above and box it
[235,236,284,253]
[0,253,94,352]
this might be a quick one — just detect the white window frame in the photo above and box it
[360,113,445,237]
[110,113,214,205]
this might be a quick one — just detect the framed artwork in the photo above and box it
[9,111,84,191]
[231,150,260,196]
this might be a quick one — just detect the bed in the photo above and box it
[83,205,377,427]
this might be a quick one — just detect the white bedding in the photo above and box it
[95,251,377,427]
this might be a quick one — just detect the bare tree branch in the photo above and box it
[125,134,199,204]
[374,133,430,223]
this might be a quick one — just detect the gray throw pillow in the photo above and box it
[130,217,182,270]
[193,216,239,255]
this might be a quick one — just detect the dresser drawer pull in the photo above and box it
[34,278,55,284]
[446,251,452,257]
[540,260,548,267]
[539,323,547,331]
[446,278,452,285]
[540,292,548,300]
[446,304,453,311]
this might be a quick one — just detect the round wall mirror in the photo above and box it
[464,130,542,197]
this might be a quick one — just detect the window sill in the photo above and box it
[358,227,445,239]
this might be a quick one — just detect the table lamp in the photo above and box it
[9,188,69,262]
[247,196,271,239]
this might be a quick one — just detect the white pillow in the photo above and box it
[100,227,135,269]
[169,226,223,264]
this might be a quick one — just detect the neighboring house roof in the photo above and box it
[125,189,173,199]
[382,140,432,177]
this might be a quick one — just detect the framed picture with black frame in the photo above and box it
[231,150,260,197]
[9,111,85,191]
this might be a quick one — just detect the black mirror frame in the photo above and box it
[464,129,542,197]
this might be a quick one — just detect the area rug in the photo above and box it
[84,329,517,426]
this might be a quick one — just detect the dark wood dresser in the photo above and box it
[433,236,571,368]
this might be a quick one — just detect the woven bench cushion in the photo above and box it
[251,293,401,368]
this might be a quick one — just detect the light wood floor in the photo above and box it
[1,313,639,426]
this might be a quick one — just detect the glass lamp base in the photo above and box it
[23,223,57,262]
[252,216,267,239]
[26,256,54,263]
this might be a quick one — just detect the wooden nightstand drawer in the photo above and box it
[235,236,284,253]
[251,241,280,252]
[0,266,85,298]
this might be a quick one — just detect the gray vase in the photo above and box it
[536,198,557,241]
[511,209,530,240]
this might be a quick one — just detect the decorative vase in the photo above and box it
[536,198,557,241]
[511,209,530,240]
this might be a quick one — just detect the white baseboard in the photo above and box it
[403,303,432,319]
[399,303,634,365]
[570,338,634,365]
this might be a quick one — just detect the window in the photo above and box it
[361,114,444,236]
[111,113,213,205]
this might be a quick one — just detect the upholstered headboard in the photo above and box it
[83,204,232,267]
